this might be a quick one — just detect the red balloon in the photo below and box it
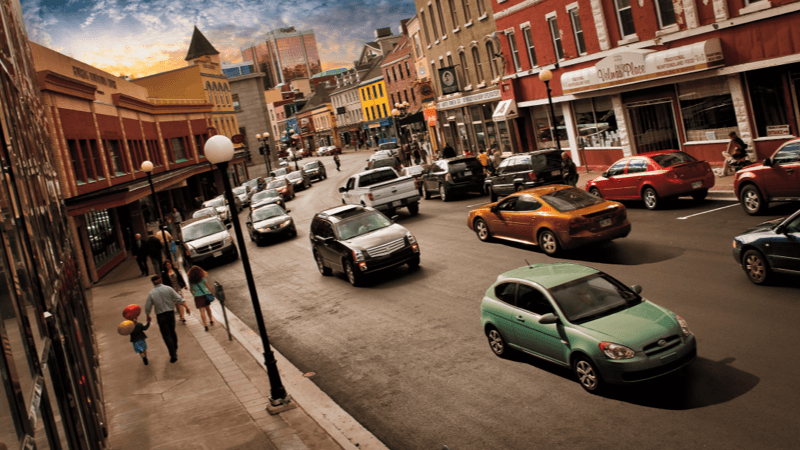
[122,304,141,320]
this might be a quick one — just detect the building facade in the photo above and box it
[228,71,278,171]
[407,15,441,157]
[240,27,323,89]
[493,0,800,167]
[332,66,370,147]
[381,28,428,152]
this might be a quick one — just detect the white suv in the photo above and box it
[181,216,238,268]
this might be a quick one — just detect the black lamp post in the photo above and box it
[538,69,562,154]
[204,135,293,410]
[255,132,272,174]
[141,161,172,264]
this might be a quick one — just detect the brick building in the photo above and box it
[381,28,427,149]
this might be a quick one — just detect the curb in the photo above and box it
[208,301,389,450]
[707,191,738,201]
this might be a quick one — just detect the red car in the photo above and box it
[266,176,295,201]
[585,150,715,210]
[328,146,342,155]
[734,138,800,215]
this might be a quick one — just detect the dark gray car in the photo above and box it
[485,149,565,202]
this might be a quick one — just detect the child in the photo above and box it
[130,316,151,365]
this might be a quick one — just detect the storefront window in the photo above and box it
[678,77,738,141]
[748,68,791,137]
[496,120,518,154]
[573,97,620,148]
[532,105,568,150]
[84,210,121,268]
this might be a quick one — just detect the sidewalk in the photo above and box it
[574,167,737,201]
[92,257,388,450]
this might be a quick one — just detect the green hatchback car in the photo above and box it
[481,263,697,393]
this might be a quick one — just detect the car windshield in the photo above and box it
[252,205,285,221]
[304,162,319,170]
[528,152,564,172]
[192,208,217,219]
[549,274,642,324]
[243,179,259,189]
[336,212,392,240]
[272,169,288,177]
[268,178,287,188]
[286,172,302,181]
[205,197,225,207]
[233,186,246,195]
[183,220,226,242]
[541,188,605,212]
[379,143,399,150]
[252,189,280,201]
[360,169,398,187]
[651,152,697,168]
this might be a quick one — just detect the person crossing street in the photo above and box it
[334,153,341,171]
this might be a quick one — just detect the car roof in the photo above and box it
[315,205,374,222]
[497,263,600,290]
[182,215,223,228]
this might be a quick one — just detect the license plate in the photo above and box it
[391,200,402,207]
[692,181,702,189]
[213,251,222,257]
[464,170,472,176]
[551,170,561,176]
[599,218,612,227]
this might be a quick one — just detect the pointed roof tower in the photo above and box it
[185,26,220,61]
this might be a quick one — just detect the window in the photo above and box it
[476,0,485,16]
[655,0,677,28]
[748,68,790,138]
[471,47,484,83]
[495,283,517,304]
[378,84,383,97]
[569,9,587,55]
[382,104,388,117]
[392,66,398,82]
[366,108,371,121]
[532,104,568,150]
[413,33,423,57]
[515,195,542,212]
[195,134,206,157]
[573,97,620,148]
[398,65,404,80]
[507,33,520,72]
[106,139,127,176]
[404,90,409,103]
[435,0,447,36]
[615,0,636,37]
[522,27,537,68]
[421,10,433,44]
[68,139,88,184]
[232,93,240,111]
[372,85,377,98]
[548,16,564,61]
[517,285,554,316]
[607,161,627,176]
[362,89,366,101]
[627,159,648,173]
[462,0,472,21]
[677,77,738,141]
[411,87,416,102]
[391,93,396,106]
[429,5,440,40]
[371,105,377,120]
[449,0,459,29]
[405,61,411,77]
[773,142,800,164]
[170,137,188,163]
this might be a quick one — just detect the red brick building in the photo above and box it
[492,0,800,168]
[381,32,427,147]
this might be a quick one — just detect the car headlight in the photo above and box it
[279,219,291,228]
[224,236,233,244]
[406,231,417,245]
[675,315,691,336]
[353,250,365,262]
[599,342,635,360]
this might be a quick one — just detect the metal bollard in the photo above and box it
[214,281,232,341]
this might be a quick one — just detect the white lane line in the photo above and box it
[677,203,739,220]
[466,201,490,208]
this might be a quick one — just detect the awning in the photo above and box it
[492,99,519,121]
[399,110,424,126]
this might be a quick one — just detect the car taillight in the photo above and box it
[368,193,374,201]
[666,170,679,179]
[445,173,452,182]
[528,172,538,182]
[569,216,593,229]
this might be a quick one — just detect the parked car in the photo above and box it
[192,207,222,221]
[467,185,631,255]
[586,150,715,210]
[246,204,296,245]
[316,146,331,156]
[270,167,290,178]
[303,160,327,181]
[732,208,800,284]
[366,155,402,172]
[299,148,313,158]
[250,188,286,210]
[309,205,420,286]
[180,216,237,268]
[232,185,254,207]
[485,149,564,202]
[420,156,486,202]
[267,176,295,201]
[279,158,289,167]
[400,165,425,195]
[378,142,400,154]
[202,195,240,222]
[734,139,800,215]
[328,146,342,155]
[286,169,312,191]
[481,263,696,393]
[340,167,420,215]
[242,177,266,192]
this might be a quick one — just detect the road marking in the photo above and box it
[677,203,739,220]
[466,201,490,208]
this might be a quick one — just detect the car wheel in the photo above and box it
[589,187,602,198]
[249,231,255,242]
[573,355,603,393]
[474,218,491,242]
[407,255,420,269]
[291,226,297,238]
[691,189,708,201]
[740,185,764,215]
[439,184,449,202]
[422,184,431,200]
[314,250,332,276]
[486,327,510,358]
[408,203,419,215]
[489,186,497,202]
[642,187,659,210]
[344,259,361,287]
[515,184,526,193]
[538,229,560,256]
[742,249,770,285]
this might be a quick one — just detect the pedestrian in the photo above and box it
[145,275,190,363]
[172,207,183,240]
[334,153,341,171]
[413,147,421,165]
[464,148,474,157]
[155,226,177,262]
[133,233,149,276]
[161,259,188,323]
[442,142,456,159]
[721,131,748,176]
[145,231,163,276]
[187,266,215,332]
[562,152,579,187]
[128,315,151,365]
[491,145,502,170]
[477,149,491,175]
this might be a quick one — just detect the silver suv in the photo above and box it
[181,216,238,268]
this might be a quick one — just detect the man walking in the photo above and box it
[146,230,164,276]
[145,275,190,363]
[134,233,149,276]
[333,153,341,171]
[442,142,456,159]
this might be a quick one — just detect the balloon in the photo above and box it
[117,320,135,336]
[123,304,141,320]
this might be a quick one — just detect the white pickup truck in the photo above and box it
[339,167,420,215]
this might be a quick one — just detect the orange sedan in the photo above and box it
[467,185,631,255]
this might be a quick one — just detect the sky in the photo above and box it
[20,0,416,78]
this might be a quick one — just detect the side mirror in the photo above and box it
[538,313,559,325]
[763,158,773,167]
[226,223,232,229]
[245,220,251,225]
[631,284,643,294]
[391,215,400,221]
[285,209,291,213]
[602,172,609,178]
[338,187,347,193]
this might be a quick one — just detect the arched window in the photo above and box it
[471,47,484,83]
[459,51,470,86]
[206,81,212,90]
[486,41,498,79]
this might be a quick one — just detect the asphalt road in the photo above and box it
[209,151,799,450]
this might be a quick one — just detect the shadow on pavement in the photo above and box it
[485,239,685,266]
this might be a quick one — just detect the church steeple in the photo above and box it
[185,26,220,61]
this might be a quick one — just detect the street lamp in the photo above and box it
[204,135,293,411]
[391,101,410,147]
[140,160,172,265]
[538,69,562,154]
[255,132,271,174]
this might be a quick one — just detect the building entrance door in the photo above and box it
[627,99,680,154]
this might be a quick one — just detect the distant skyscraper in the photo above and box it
[241,27,322,89]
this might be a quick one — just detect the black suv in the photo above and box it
[419,156,486,202]
[303,160,327,181]
[485,149,565,201]
[309,205,420,286]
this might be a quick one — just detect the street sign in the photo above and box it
[231,134,245,144]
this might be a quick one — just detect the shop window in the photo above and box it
[84,209,121,268]
[678,77,738,142]
[548,16,564,61]
[574,97,620,148]
[532,104,568,150]
[614,0,636,37]
[748,69,791,138]
[105,139,127,176]
[569,8,587,55]
[655,0,677,28]
[496,120,518,154]
[523,27,537,68]
[627,100,680,153]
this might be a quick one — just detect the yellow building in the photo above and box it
[132,27,239,140]
[358,57,396,146]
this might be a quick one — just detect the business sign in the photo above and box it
[423,102,437,126]
[437,89,501,110]
[438,66,459,95]
[766,125,791,136]
[562,39,724,94]
[419,81,435,103]
[231,134,245,144]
